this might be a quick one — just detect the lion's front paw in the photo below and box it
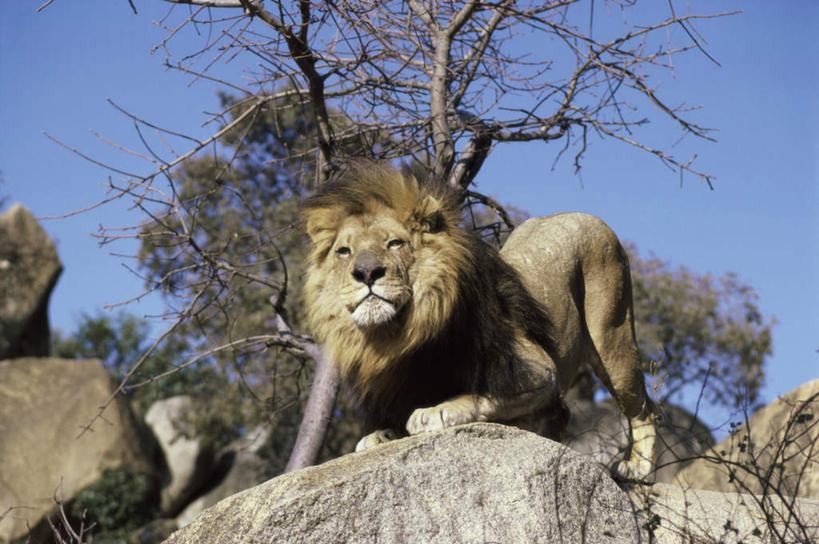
[406,400,477,435]
[355,429,398,452]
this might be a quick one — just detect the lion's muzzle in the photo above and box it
[352,250,386,286]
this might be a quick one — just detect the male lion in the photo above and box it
[302,164,657,479]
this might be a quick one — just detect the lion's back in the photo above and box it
[500,212,627,333]
[503,211,618,275]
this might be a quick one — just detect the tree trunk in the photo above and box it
[284,349,340,472]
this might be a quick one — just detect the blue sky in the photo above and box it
[1,2,817,432]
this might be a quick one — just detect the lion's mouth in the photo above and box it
[350,292,398,328]
[354,291,394,309]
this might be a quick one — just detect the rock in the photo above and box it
[0,357,158,542]
[175,428,271,528]
[629,482,819,544]
[0,204,62,359]
[145,396,216,516]
[564,398,714,483]
[164,423,643,543]
[162,423,818,544]
[132,518,179,544]
[675,380,819,498]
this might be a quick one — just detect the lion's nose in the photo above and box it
[352,251,386,286]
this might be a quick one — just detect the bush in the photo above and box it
[69,466,158,539]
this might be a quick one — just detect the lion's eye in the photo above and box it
[336,246,351,257]
[387,239,405,250]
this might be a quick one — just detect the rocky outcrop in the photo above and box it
[630,482,819,544]
[175,427,271,528]
[145,396,217,516]
[675,379,819,499]
[0,357,158,542]
[162,422,819,544]
[0,204,62,359]
[564,398,714,483]
[164,424,644,543]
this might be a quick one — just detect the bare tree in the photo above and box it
[45,1,734,471]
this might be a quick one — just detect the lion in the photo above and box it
[301,164,657,480]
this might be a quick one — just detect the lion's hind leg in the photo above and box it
[584,342,657,480]
[590,357,657,480]
[614,402,657,481]
[581,244,657,481]
[585,325,657,481]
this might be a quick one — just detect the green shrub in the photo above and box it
[70,466,158,536]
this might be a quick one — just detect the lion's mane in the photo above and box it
[302,165,556,431]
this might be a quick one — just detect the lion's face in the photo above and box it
[302,166,469,371]
[326,210,415,329]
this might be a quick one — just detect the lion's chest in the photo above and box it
[353,337,480,431]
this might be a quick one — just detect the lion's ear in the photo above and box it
[416,195,449,234]
[302,206,341,244]
[422,210,446,233]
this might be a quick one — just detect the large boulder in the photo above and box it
[564,398,714,483]
[0,204,62,359]
[629,482,819,544]
[164,424,644,543]
[0,358,158,542]
[675,380,819,498]
[145,396,217,516]
[162,423,819,544]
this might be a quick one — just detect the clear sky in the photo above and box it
[1,1,817,432]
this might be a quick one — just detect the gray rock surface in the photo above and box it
[145,396,216,516]
[0,204,62,359]
[675,379,819,499]
[162,422,819,544]
[175,427,271,528]
[564,398,714,483]
[164,423,643,543]
[629,483,819,544]
[0,358,156,542]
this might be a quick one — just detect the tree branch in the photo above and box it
[238,0,335,182]
[164,0,255,8]
[448,130,493,189]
